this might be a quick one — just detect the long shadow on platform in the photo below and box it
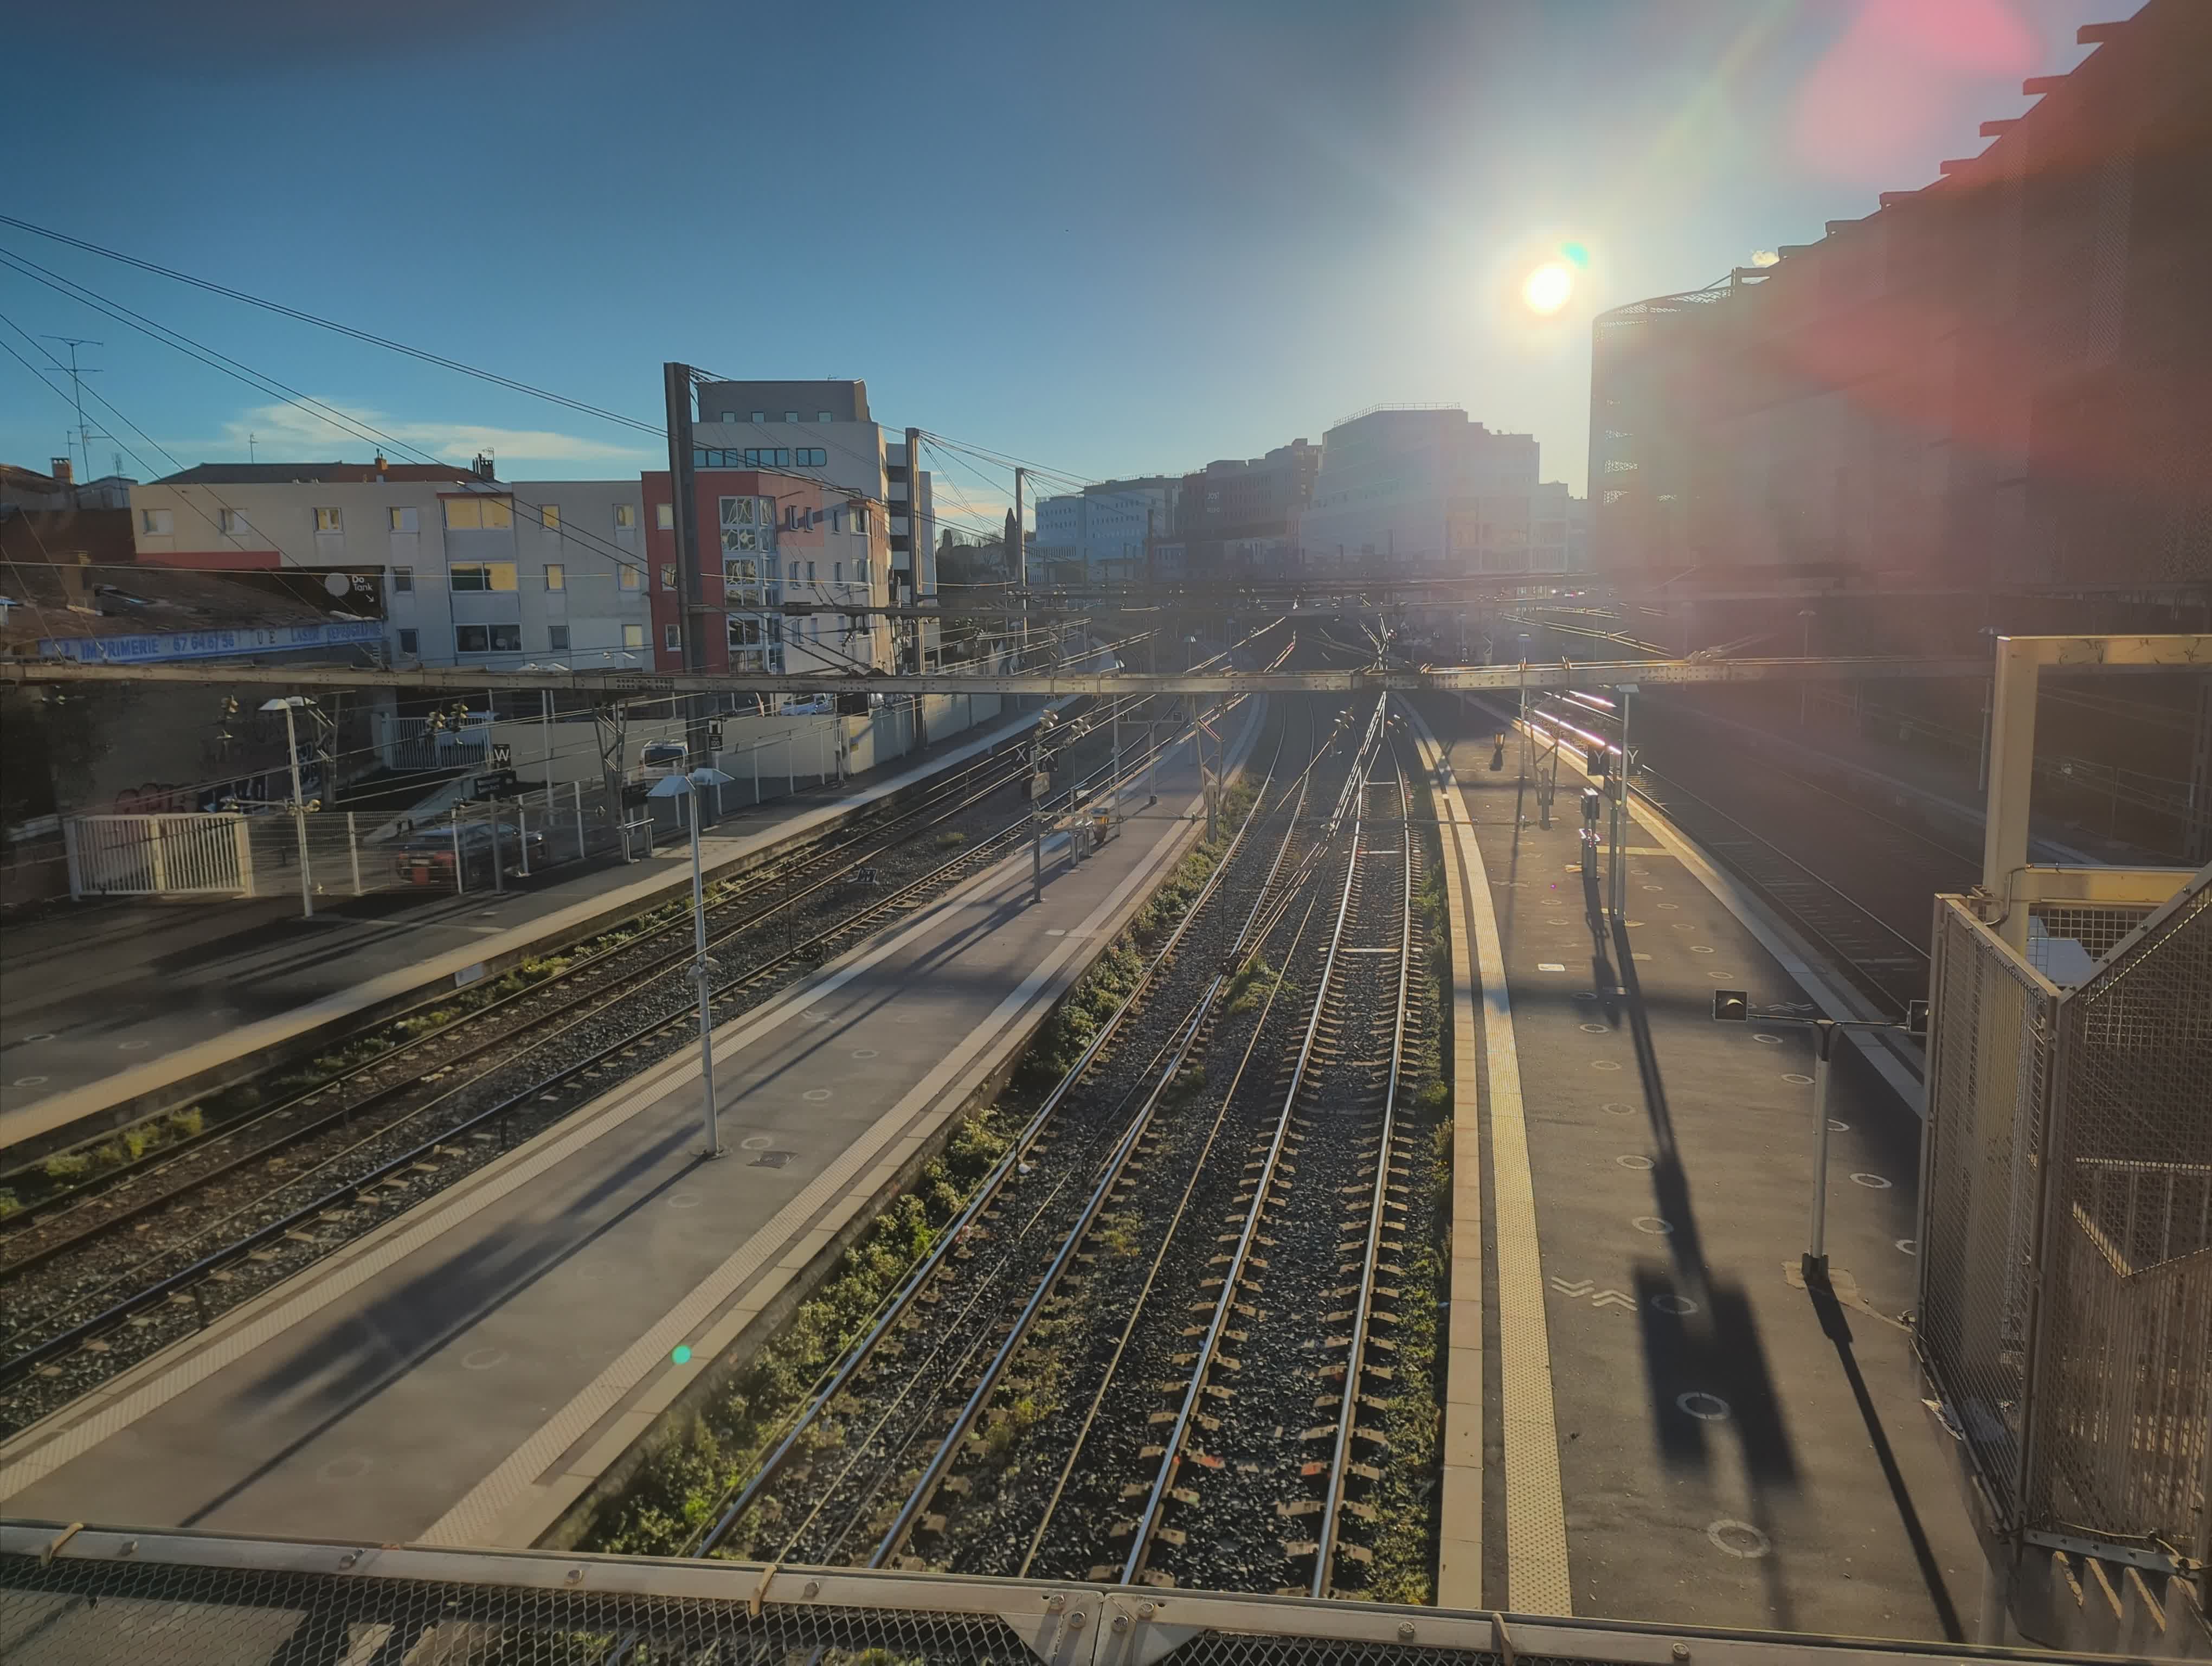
[1591,890,1802,1629]
[182,1115,709,1527]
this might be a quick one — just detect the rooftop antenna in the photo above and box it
[43,336,102,479]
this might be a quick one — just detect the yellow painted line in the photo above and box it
[1409,724,1485,1608]
[1406,704,1572,1614]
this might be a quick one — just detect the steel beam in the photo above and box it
[2,655,1997,697]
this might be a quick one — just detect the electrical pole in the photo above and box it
[663,363,711,773]
[1012,466,1027,673]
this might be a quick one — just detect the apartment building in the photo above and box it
[127,459,653,668]
[639,464,891,676]
[689,379,938,668]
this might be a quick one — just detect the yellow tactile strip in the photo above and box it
[1406,704,1572,1615]
[1410,726,1486,1609]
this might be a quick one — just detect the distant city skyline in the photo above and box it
[1,0,2126,521]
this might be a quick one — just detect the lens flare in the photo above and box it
[1522,262,1574,315]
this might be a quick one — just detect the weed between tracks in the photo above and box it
[577,796,1251,1561]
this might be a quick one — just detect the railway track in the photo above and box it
[651,696,1449,1602]
[650,699,1362,1572]
[0,710,1102,1251]
[1635,766,1932,1012]
[0,684,1239,1438]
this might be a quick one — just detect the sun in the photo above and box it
[1522,261,1574,315]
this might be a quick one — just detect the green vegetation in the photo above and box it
[935,830,967,850]
[579,1105,1015,1558]
[1225,956,1278,1014]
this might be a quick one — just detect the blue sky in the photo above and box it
[1,0,2123,526]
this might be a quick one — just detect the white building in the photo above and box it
[128,459,653,669]
[690,380,938,669]
[1297,405,1576,576]
[1033,477,1179,583]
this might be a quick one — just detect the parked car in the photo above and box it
[780,694,834,715]
[391,820,548,888]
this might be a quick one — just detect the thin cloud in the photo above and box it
[185,399,656,469]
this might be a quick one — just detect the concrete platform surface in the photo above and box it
[1427,700,1978,1643]
[0,700,1261,1553]
[0,708,1048,1155]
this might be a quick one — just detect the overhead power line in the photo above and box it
[0,214,667,439]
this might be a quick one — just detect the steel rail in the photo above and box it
[0,715,1112,1258]
[0,701,1215,1393]
[689,694,1296,1560]
[858,710,1351,1574]
[1118,696,1390,1589]
[1011,745,1352,1578]
[1311,748,1414,1596]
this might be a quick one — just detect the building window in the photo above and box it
[660,563,677,592]
[455,623,523,653]
[750,411,764,423]
[139,508,173,535]
[219,508,250,535]
[548,624,570,651]
[727,556,758,582]
[851,507,869,538]
[314,507,343,532]
[450,562,518,592]
[807,560,817,581]
[623,622,645,649]
[800,447,827,466]
[396,628,420,655]
[648,502,670,530]
[539,504,560,530]
[619,565,642,591]
[833,561,843,584]
[544,563,565,590]
[443,496,513,530]
[388,505,417,533]
[719,411,736,422]
[615,502,638,528]
[816,411,833,422]
[392,566,414,592]
[664,623,681,651]
[783,411,798,422]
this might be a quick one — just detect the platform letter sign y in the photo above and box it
[1712,989,1750,1022]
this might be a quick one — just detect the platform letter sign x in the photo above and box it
[1712,989,1750,1022]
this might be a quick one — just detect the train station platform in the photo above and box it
[0,707,1054,1163]
[0,696,1265,1552]
[1412,697,1982,1643]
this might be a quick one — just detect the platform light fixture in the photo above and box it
[648,764,737,1156]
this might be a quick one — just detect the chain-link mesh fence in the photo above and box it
[0,1525,2079,1666]
[1918,897,2057,1504]
[2030,874,2212,1575]
[1922,873,2212,1598]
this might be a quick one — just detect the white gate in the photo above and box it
[64,813,254,899]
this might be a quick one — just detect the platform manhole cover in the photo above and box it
[749,1150,796,1169]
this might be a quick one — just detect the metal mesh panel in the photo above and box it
[1918,898,2058,1512]
[2030,872,2212,1572]
[2024,900,2161,984]
[0,1554,1031,1666]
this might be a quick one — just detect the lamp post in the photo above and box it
[647,765,736,1157]
[260,696,316,919]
